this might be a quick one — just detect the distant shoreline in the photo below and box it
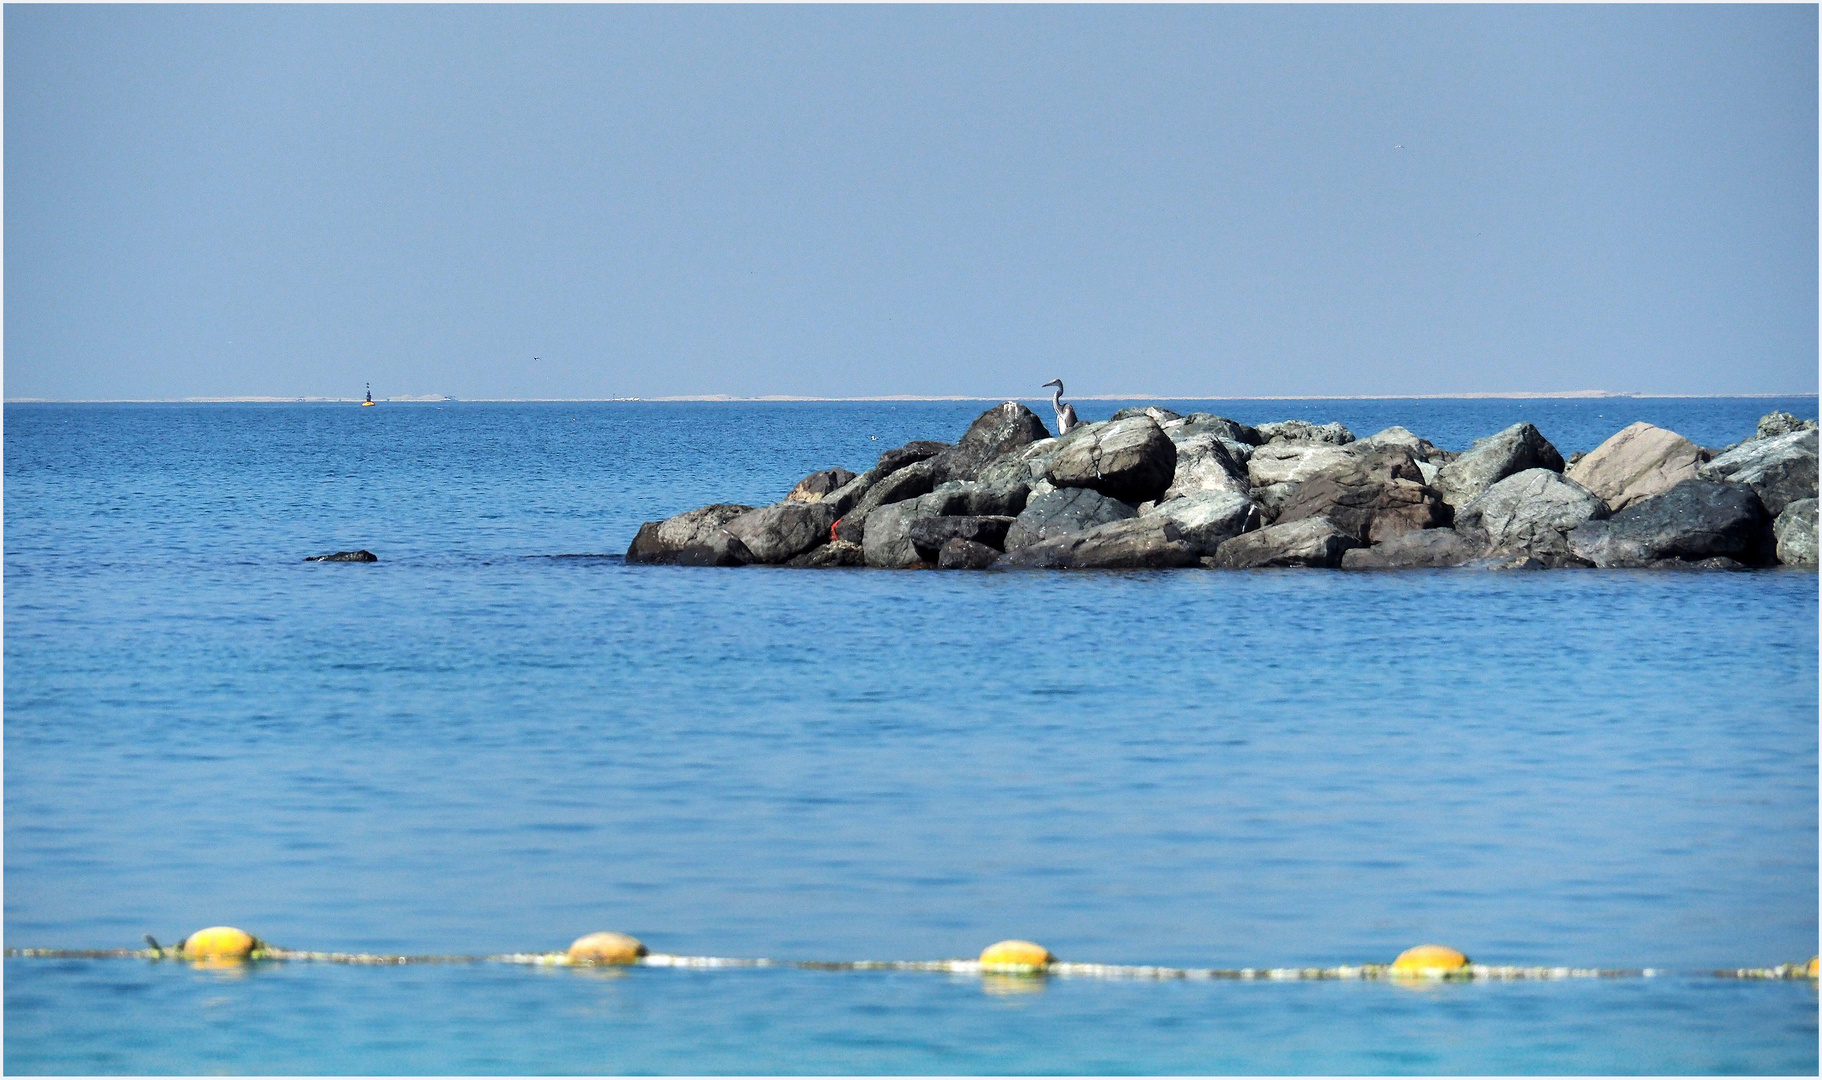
[6,392,1817,404]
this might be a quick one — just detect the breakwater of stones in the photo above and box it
[626,404,1820,571]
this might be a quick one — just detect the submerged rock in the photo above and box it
[305,549,378,562]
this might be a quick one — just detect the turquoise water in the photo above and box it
[5,399,1817,1073]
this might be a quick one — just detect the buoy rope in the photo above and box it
[3,948,1814,981]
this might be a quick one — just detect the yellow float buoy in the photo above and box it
[566,932,648,965]
[1390,943,1471,975]
[979,939,1054,971]
[180,926,260,960]
[1807,956,1818,979]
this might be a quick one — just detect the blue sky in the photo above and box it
[6,5,1815,400]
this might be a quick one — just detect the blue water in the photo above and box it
[6,398,1818,1074]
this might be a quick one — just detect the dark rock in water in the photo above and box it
[626,504,756,566]
[1273,475,1450,543]
[876,440,950,475]
[834,460,939,544]
[1256,420,1354,445]
[1567,479,1771,567]
[1142,491,1259,555]
[305,549,378,562]
[908,515,1015,559]
[938,538,1001,570]
[1698,428,1817,517]
[1210,517,1361,569]
[724,502,837,564]
[1773,498,1817,568]
[931,402,1051,483]
[786,468,858,504]
[1756,411,1818,439]
[1434,423,1565,508]
[1109,406,1183,423]
[1341,528,1483,569]
[1453,468,1607,566]
[787,539,866,568]
[1003,486,1137,551]
[1002,517,1196,569]
[1043,416,1178,504]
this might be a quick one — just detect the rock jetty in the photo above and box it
[625,404,1820,571]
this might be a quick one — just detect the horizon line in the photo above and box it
[5,391,1817,404]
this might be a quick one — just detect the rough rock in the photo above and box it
[305,549,378,562]
[1246,441,1361,487]
[1170,413,1262,446]
[908,515,1016,559]
[1251,482,1300,523]
[1256,420,1354,445]
[861,500,935,569]
[1454,469,1607,566]
[931,402,1051,483]
[1341,529,1483,569]
[1110,406,1183,424]
[1358,426,1443,461]
[834,460,938,544]
[1565,422,1704,512]
[1698,428,1818,517]
[725,502,837,564]
[786,540,866,568]
[1567,479,1771,567]
[919,479,1030,518]
[938,538,1001,570]
[1002,517,1197,569]
[1773,498,1818,568]
[1210,517,1361,569]
[1160,433,1251,501]
[1433,423,1565,508]
[876,440,950,474]
[1003,486,1137,551]
[1756,411,1818,440]
[625,504,756,566]
[1273,475,1450,543]
[786,468,858,504]
[1043,416,1178,504]
[1141,490,1259,555]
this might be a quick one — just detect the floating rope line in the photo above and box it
[5,948,1815,982]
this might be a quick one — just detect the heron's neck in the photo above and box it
[1051,386,1064,408]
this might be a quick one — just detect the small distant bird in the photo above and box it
[1042,379,1078,435]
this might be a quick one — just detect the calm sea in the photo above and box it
[5,398,1817,1074]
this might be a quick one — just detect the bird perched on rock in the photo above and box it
[1042,379,1078,435]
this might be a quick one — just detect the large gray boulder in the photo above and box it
[1210,517,1361,569]
[625,504,756,566]
[1043,416,1178,504]
[1165,413,1262,447]
[1273,475,1449,543]
[725,502,837,564]
[1003,486,1137,551]
[1756,411,1818,440]
[1455,469,1608,566]
[1566,422,1704,512]
[1256,420,1354,445]
[932,402,1051,483]
[1773,498,1817,568]
[1001,517,1198,570]
[786,468,858,504]
[1698,428,1817,517]
[833,460,939,544]
[860,499,933,569]
[876,440,950,474]
[1110,405,1183,424]
[1433,423,1565,508]
[1567,479,1771,567]
[1358,425,1444,461]
[907,515,1016,560]
[919,478,1030,518]
[1341,528,1484,569]
[1246,441,1361,487]
[1160,433,1250,501]
[937,538,1001,570]
[1141,490,1260,555]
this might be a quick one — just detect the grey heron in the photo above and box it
[1042,379,1078,435]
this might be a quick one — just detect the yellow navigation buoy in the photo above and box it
[1807,956,1818,979]
[1391,944,1471,975]
[566,932,648,965]
[180,926,260,960]
[979,939,1054,971]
